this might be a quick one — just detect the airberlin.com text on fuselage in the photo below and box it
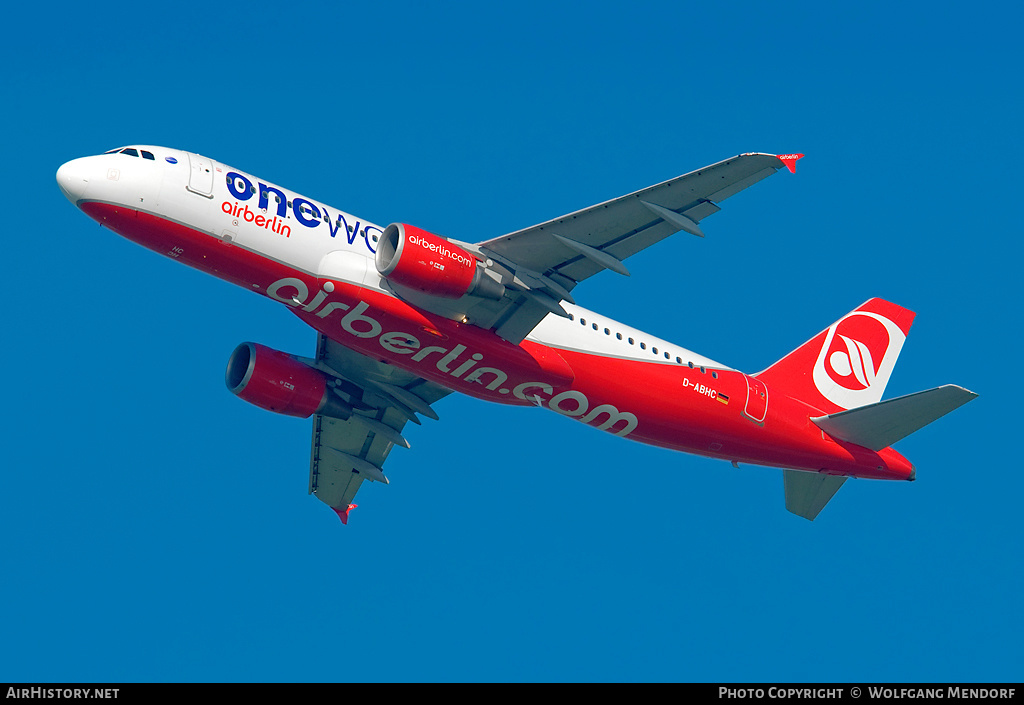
[267,277,640,438]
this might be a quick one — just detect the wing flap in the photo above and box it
[307,334,451,521]
[706,166,776,202]
[309,415,370,507]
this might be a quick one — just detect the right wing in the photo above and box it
[478,153,801,283]
[460,152,801,343]
[308,333,451,523]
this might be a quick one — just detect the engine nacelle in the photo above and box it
[225,342,350,419]
[376,223,504,300]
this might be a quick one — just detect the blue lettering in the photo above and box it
[324,210,342,238]
[364,225,381,254]
[223,172,378,249]
[293,197,321,228]
[226,171,253,200]
[327,212,362,245]
[259,185,287,217]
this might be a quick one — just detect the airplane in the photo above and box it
[56,146,977,522]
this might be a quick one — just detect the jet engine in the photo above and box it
[375,223,504,300]
[225,342,352,419]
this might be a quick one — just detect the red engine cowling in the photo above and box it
[375,223,503,300]
[225,342,346,419]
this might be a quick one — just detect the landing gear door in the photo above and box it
[743,374,768,425]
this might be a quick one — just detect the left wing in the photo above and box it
[307,333,451,523]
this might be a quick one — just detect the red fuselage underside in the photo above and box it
[82,201,914,481]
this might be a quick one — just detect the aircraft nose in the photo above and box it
[56,157,91,204]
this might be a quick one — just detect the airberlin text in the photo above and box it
[268,277,638,437]
[224,171,382,253]
[408,233,475,267]
[222,201,291,238]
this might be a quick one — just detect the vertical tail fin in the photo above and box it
[756,299,916,414]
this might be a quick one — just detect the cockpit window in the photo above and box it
[106,146,157,161]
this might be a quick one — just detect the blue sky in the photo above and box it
[2,0,1020,683]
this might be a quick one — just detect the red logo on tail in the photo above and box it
[813,311,905,410]
[822,315,891,392]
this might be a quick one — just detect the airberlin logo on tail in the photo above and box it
[812,311,906,410]
[828,334,877,391]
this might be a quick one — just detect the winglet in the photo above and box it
[776,153,805,173]
[333,503,358,525]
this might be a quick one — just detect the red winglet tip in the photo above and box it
[776,153,805,173]
[334,504,358,525]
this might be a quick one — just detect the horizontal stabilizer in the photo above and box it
[784,470,846,521]
[811,385,978,451]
